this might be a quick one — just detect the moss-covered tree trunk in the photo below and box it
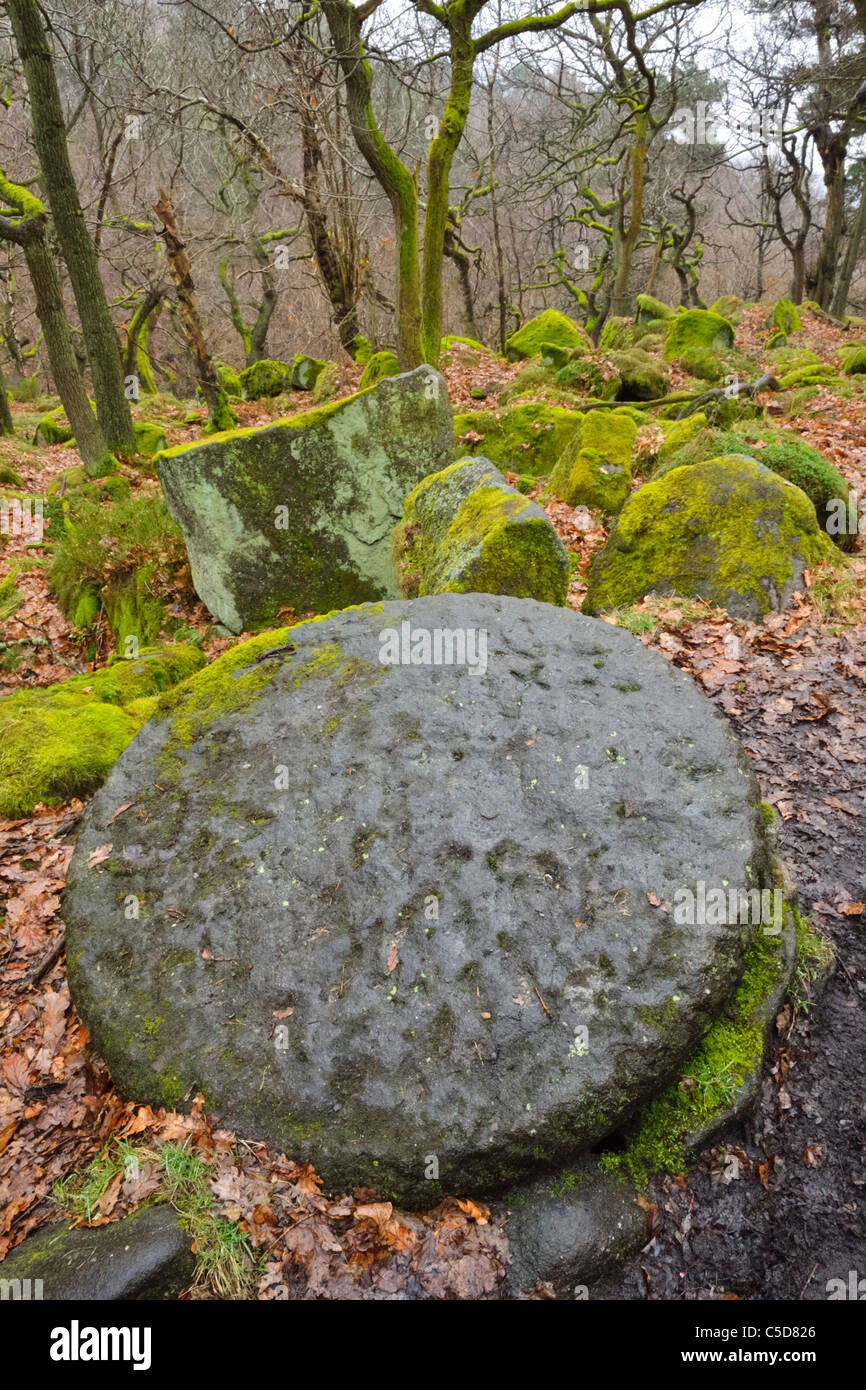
[610,111,648,317]
[321,0,422,370]
[153,192,236,434]
[124,289,162,396]
[420,31,475,365]
[6,0,135,453]
[0,176,111,470]
[0,358,13,434]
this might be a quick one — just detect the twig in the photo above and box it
[20,929,66,988]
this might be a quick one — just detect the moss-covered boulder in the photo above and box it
[664,309,735,362]
[767,298,802,335]
[583,456,838,620]
[710,295,746,323]
[0,644,204,816]
[393,457,569,605]
[649,426,852,547]
[635,293,675,322]
[841,346,866,375]
[441,334,486,352]
[651,412,709,473]
[359,351,400,389]
[238,358,294,399]
[548,410,637,513]
[599,316,631,350]
[290,354,330,391]
[63,593,781,1203]
[134,421,167,457]
[155,368,454,632]
[678,346,725,382]
[214,361,242,396]
[34,407,73,446]
[505,310,589,362]
[611,349,669,401]
[453,402,582,478]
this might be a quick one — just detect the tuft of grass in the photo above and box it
[790,908,835,1030]
[807,560,860,629]
[54,1138,258,1299]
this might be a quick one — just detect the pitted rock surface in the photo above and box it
[64,595,775,1203]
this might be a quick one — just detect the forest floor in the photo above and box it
[1,311,864,1299]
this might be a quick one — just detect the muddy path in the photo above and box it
[590,625,866,1301]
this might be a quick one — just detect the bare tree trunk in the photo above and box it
[831,166,866,316]
[0,359,13,434]
[154,191,236,434]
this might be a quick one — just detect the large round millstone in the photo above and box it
[64,595,775,1204]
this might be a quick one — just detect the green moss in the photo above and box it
[134,421,167,457]
[505,309,589,362]
[548,410,636,513]
[678,346,725,382]
[395,458,568,604]
[602,927,785,1188]
[636,293,675,322]
[214,361,242,396]
[453,402,582,478]
[291,354,330,391]
[665,309,735,362]
[34,406,73,446]
[359,351,399,389]
[654,426,851,545]
[767,298,802,335]
[238,358,294,399]
[841,346,866,376]
[611,348,669,401]
[0,644,203,815]
[583,455,839,617]
[441,334,485,351]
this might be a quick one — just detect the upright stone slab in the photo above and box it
[64,595,780,1205]
[156,368,454,632]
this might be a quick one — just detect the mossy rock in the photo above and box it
[155,368,454,632]
[652,412,709,473]
[841,347,866,376]
[678,346,725,382]
[539,341,573,370]
[652,425,852,548]
[134,421,167,457]
[0,644,204,816]
[548,410,637,514]
[635,293,675,323]
[34,407,73,446]
[359,351,400,389]
[238,358,294,399]
[776,364,836,389]
[499,362,555,404]
[312,362,341,403]
[291,354,330,391]
[665,309,735,362]
[441,334,486,352]
[599,316,632,351]
[214,361,242,396]
[709,295,746,323]
[768,346,822,368]
[583,455,838,621]
[0,463,24,487]
[505,310,589,362]
[453,402,583,478]
[766,329,787,349]
[394,457,568,605]
[610,349,669,401]
[767,298,802,335]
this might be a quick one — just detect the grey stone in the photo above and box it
[0,1205,194,1301]
[497,1158,647,1296]
[64,594,778,1206]
[156,368,454,632]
